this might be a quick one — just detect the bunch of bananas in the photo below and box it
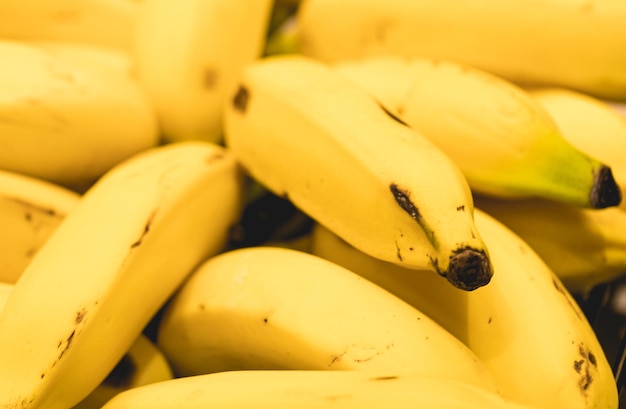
[0,0,626,408]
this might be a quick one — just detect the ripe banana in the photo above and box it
[156,246,499,393]
[294,0,626,100]
[0,141,244,409]
[0,169,80,283]
[0,283,173,409]
[474,194,626,294]
[224,54,493,291]
[134,0,274,144]
[310,212,619,409]
[100,370,535,409]
[526,86,626,211]
[72,335,173,409]
[0,39,159,187]
[0,0,140,53]
[333,56,621,209]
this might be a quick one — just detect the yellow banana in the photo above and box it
[310,211,619,409]
[156,246,499,393]
[0,141,244,409]
[0,283,173,409]
[333,56,621,209]
[0,39,159,187]
[134,0,274,143]
[294,0,626,100]
[0,0,140,52]
[474,194,626,294]
[224,54,493,291]
[526,86,626,211]
[0,169,80,283]
[72,335,173,409]
[100,370,536,409]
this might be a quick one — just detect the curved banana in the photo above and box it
[0,141,244,409]
[526,86,626,211]
[134,0,274,144]
[0,0,140,53]
[309,212,619,409]
[224,54,493,291]
[72,335,173,409]
[0,39,159,188]
[333,56,620,209]
[0,283,173,409]
[0,169,81,283]
[156,246,499,393]
[294,0,626,100]
[474,194,626,294]
[101,370,535,409]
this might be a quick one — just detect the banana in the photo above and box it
[332,56,621,209]
[309,211,619,409]
[0,141,245,409]
[72,335,173,409]
[223,54,493,291]
[155,246,499,394]
[0,169,81,283]
[133,0,274,144]
[294,0,626,100]
[0,0,140,53]
[526,86,626,211]
[474,194,626,294]
[0,39,159,188]
[0,282,173,409]
[100,370,536,409]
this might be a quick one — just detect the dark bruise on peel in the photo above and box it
[589,165,621,208]
[390,183,420,221]
[378,103,410,127]
[232,85,250,113]
[574,343,596,395]
[130,211,156,249]
[445,247,492,291]
[389,183,437,248]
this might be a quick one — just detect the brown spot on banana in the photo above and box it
[378,103,410,127]
[574,343,597,396]
[3,196,59,218]
[232,85,250,113]
[75,308,87,324]
[389,183,437,248]
[203,67,219,89]
[130,211,157,249]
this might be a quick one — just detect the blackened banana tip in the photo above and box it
[590,165,621,209]
[445,248,493,291]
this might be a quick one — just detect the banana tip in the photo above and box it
[445,248,493,291]
[590,166,621,209]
